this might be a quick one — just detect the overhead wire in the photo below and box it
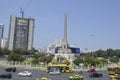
[24,0,33,11]
[20,0,33,18]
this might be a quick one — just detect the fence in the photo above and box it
[0,60,118,71]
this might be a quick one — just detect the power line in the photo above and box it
[24,0,33,11]
[19,0,32,18]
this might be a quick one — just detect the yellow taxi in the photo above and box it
[36,77,51,80]
[107,71,115,75]
[69,75,83,80]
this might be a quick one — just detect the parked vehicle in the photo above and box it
[5,67,16,72]
[0,73,12,79]
[88,69,96,72]
[89,72,103,78]
[18,71,32,77]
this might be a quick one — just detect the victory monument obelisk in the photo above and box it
[62,13,68,52]
[56,13,75,64]
[58,13,71,54]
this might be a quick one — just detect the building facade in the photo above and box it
[8,15,35,50]
[1,38,7,48]
[0,24,4,47]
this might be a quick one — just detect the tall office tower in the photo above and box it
[8,15,35,50]
[1,38,7,48]
[0,24,4,47]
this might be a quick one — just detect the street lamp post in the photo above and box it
[91,34,95,58]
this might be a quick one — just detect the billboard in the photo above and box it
[76,48,80,54]
[16,18,28,26]
[70,47,80,54]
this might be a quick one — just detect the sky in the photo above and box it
[0,0,120,51]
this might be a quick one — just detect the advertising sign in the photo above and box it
[16,18,28,26]
[75,48,80,54]
[70,47,80,54]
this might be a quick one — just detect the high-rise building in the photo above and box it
[1,38,7,48]
[0,24,4,47]
[7,15,35,50]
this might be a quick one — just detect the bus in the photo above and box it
[46,64,72,73]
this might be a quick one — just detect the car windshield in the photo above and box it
[22,71,28,73]
[24,71,28,72]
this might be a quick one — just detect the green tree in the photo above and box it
[73,56,84,66]
[73,58,81,66]
[46,55,53,64]
[109,57,119,63]
[107,48,114,57]
[39,54,46,62]
[27,50,35,55]
[0,48,11,55]
[95,49,107,58]
[113,49,120,58]
[33,54,40,58]
[84,56,95,66]
[7,53,25,62]
[7,48,26,62]
[32,58,39,64]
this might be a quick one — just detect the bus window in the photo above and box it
[65,67,69,70]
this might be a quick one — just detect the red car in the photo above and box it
[88,69,96,72]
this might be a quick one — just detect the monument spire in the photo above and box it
[64,13,68,50]
[61,13,69,54]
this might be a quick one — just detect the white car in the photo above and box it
[18,71,32,77]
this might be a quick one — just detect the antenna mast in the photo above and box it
[20,8,24,18]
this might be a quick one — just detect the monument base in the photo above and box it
[55,53,75,66]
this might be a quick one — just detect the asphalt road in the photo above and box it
[0,67,111,80]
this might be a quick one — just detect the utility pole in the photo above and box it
[91,34,95,58]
